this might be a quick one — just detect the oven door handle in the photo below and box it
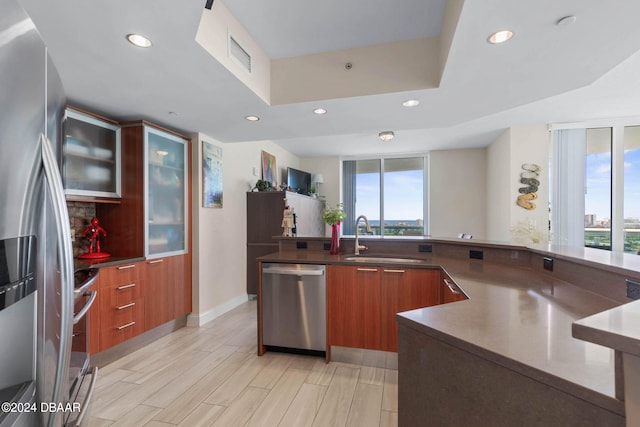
[73,290,97,325]
[74,268,99,296]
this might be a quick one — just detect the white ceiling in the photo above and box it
[18,0,640,158]
[222,0,446,59]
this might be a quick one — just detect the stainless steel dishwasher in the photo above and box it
[261,263,326,352]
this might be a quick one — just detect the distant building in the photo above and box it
[585,214,596,227]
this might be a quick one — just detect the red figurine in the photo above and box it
[77,217,111,259]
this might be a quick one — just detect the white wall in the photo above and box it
[485,125,550,244]
[486,130,511,241]
[195,3,270,104]
[509,125,550,243]
[300,156,341,236]
[428,148,487,239]
[190,134,300,326]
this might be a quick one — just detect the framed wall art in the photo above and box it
[261,150,277,186]
[202,141,223,208]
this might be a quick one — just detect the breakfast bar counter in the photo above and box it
[261,236,638,425]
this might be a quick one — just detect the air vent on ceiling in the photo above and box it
[228,35,252,73]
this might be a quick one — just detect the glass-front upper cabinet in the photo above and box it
[145,126,188,257]
[63,108,121,199]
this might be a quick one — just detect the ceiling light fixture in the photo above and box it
[402,99,420,107]
[126,33,152,48]
[556,15,577,27]
[245,115,260,122]
[378,131,395,142]
[313,108,327,115]
[487,30,514,44]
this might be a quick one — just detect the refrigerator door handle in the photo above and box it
[69,366,98,427]
[41,133,74,421]
[73,290,97,325]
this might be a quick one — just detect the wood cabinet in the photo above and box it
[144,255,190,329]
[96,120,191,259]
[93,119,192,347]
[93,255,191,353]
[144,258,171,330]
[247,191,325,294]
[327,265,440,352]
[441,272,467,304]
[380,268,440,351]
[63,107,121,201]
[98,262,145,350]
[328,265,381,350]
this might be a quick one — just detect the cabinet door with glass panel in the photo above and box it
[63,108,121,199]
[145,126,188,257]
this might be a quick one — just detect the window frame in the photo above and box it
[341,153,428,236]
[551,117,640,252]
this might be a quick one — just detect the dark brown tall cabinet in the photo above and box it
[246,191,325,294]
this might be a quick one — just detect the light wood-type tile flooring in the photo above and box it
[86,300,398,427]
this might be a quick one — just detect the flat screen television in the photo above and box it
[287,167,311,195]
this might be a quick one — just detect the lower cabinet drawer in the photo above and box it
[100,298,145,349]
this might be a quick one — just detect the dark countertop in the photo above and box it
[258,250,623,412]
[74,256,145,272]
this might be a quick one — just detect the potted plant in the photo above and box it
[322,203,346,254]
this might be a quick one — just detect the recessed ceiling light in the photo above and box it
[378,131,395,142]
[245,115,260,122]
[487,30,514,44]
[402,99,420,107]
[126,33,152,48]
[313,108,327,115]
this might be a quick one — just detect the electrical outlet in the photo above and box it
[296,241,307,249]
[469,250,483,260]
[418,244,432,253]
[543,257,554,272]
[323,243,331,251]
[626,279,640,300]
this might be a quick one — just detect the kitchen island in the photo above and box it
[258,236,638,425]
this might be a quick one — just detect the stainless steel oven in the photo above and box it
[67,268,99,426]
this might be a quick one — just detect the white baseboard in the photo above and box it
[186,294,249,327]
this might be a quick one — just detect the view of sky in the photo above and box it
[355,169,423,222]
[585,148,640,222]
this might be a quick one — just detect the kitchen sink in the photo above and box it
[342,256,424,264]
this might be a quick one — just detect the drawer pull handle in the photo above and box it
[148,259,164,264]
[117,283,136,290]
[383,269,405,273]
[117,321,136,331]
[356,268,378,272]
[444,278,461,295]
[117,264,136,270]
[116,302,136,310]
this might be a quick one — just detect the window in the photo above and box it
[584,128,612,250]
[552,121,640,253]
[624,126,640,252]
[342,156,426,236]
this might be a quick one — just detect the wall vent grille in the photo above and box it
[229,35,252,73]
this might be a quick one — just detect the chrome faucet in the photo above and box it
[354,215,372,255]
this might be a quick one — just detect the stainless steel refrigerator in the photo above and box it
[0,0,97,425]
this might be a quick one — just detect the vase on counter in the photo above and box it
[330,222,341,255]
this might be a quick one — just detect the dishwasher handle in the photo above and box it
[262,266,325,276]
